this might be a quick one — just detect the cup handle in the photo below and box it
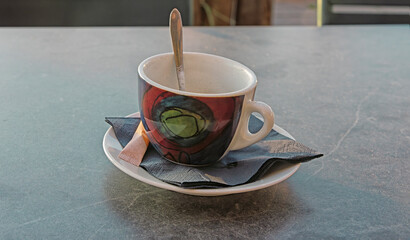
[229,100,274,151]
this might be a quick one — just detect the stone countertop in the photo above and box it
[0,26,409,239]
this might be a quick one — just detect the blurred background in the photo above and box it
[0,0,407,27]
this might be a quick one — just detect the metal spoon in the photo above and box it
[169,8,186,91]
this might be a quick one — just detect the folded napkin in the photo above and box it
[105,115,323,188]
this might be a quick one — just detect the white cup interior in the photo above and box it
[139,52,256,96]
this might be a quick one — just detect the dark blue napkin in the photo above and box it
[105,116,323,188]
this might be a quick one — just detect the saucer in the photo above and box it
[102,113,300,196]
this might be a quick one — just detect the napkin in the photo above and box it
[105,115,323,188]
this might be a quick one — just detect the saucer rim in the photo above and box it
[102,112,300,196]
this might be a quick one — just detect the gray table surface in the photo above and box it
[1,25,409,239]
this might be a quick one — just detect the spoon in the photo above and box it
[169,8,186,91]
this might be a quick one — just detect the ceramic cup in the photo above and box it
[138,52,274,166]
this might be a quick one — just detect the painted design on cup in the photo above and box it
[139,80,244,165]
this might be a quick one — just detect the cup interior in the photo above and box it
[139,52,256,96]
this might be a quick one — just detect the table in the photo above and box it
[1,26,409,239]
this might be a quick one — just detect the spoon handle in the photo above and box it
[169,8,186,91]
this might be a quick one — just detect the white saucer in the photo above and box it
[103,113,300,196]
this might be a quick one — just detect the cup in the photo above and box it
[138,52,274,166]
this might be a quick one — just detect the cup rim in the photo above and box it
[138,52,257,97]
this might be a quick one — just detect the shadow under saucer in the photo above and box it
[103,167,309,239]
